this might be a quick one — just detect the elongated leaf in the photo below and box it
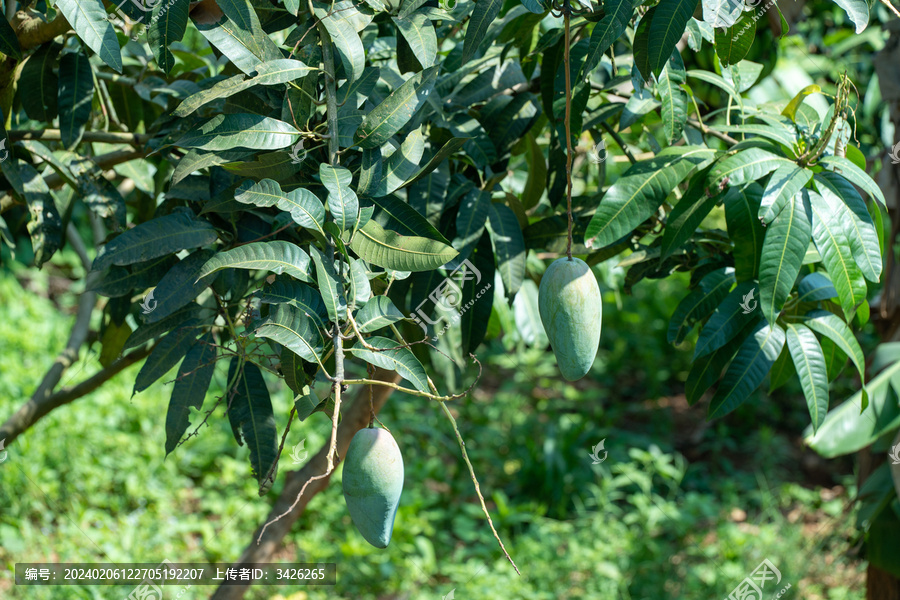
[356,296,406,332]
[702,0,742,28]
[57,52,94,149]
[199,241,312,282]
[786,323,829,431]
[459,231,495,353]
[7,162,63,268]
[717,123,797,147]
[134,324,200,394]
[235,178,325,236]
[660,165,719,259]
[710,148,793,188]
[349,335,430,392]
[708,321,786,418]
[54,0,122,72]
[714,12,755,67]
[769,343,796,392]
[759,190,811,324]
[195,0,282,75]
[817,156,885,206]
[148,0,190,74]
[173,75,252,117]
[176,114,300,150]
[832,0,869,33]
[0,12,21,60]
[258,276,328,328]
[668,267,736,344]
[797,272,837,302]
[255,304,324,364]
[724,183,765,281]
[580,0,633,79]
[807,191,867,320]
[393,13,437,68]
[759,164,813,223]
[451,189,491,266]
[19,42,59,122]
[351,219,457,272]
[814,172,882,282]
[371,195,449,243]
[685,317,756,404]
[165,333,216,455]
[803,309,866,393]
[522,133,548,210]
[310,245,348,323]
[145,250,217,324]
[348,259,372,309]
[584,147,717,249]
[92,211,218,271]
[633,0,698,80]
[226,359,278,493]
[695,281,761,358]
[354,66,438,148]
[487,202,526,296]
[659,51,688,145]
[319,165,359,232]
[320,9,365,82]
[462,0,502,64]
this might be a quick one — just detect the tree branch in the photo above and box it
[0,345,154,446]
[209,368,401,600]
[8,129,150,145]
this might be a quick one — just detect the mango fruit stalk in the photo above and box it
[342,427,404,548]
[538,257,602,381]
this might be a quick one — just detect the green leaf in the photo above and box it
[195,0,282,75]
[175,114,300,151]
[144,249,217,324]
[807,190,867,320]
[785,322,829,432]
[19,42,60,122]
[451,189,491,266]
[54,0,122,72]
[708,321,786,418]
[258,276,328,329]
[714,11,755,67]
[134,324,201,394]
[82,177,126,226]
[199,241,312,282]
[349,259,371,309]
[459,231,495,353]
[173,75,253,117]
[759,189,811,324]
[759,164,813,224]
[694,281,761,358]
[350,219,458,272]
[724,183,765,281]
[348,335,430,392]
[8,162,63,268]
[487,202,526,297]
[632,0,698,80]
[92,211,218,272]
[584,147,717,249]
[522,133,548,210]
[781,84,821,122]
[165,333,216,455]
[710,148,793,188]
[235,178,326,237]
[364,130,427,198]
[659,51,688,145]
[803,309,866,396]
[797,272,837,302]
[814,172,882,283]
[356,296,407,332]
[318,3,366,82]
[580,0,633,79]
[393,13,437,68]
[371,195,449,243]
[816,156,885,206]
[0,13,22,60]
[668,267,736,344]
[57,52,94,149]
[354,66,438,149]
[462,0,502,64]
[148,0,190,74]
[832,0,869,33]
[686,337,736,406]
[769,343,796,392]
[255,304,324,364]
[319,164,359,232]
[226,359,278,493]
[660,165,719,259]
[310,245,348,323]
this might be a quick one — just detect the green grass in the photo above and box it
[0,267,866,599]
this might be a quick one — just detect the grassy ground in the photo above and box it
[0,263,867,599]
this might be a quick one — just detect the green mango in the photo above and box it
[538,257,602,381]
[342,427,404,548]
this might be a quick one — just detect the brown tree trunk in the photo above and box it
[209,367,401,600]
